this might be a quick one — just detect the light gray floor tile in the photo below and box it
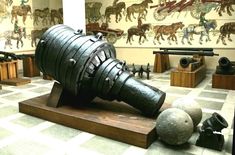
[2,92,30,101]
[13,84,36,90]
[166,87,191,95]
[41,124,80,141]
[0,90,13,95]
[195,99,224,110]
[204,85,229,92]
[81,136,129,155]
[32,80,52,85]
[0,139,51,155]
[157,76,170,80]
[30,87,51,93]
[0,127,12,140]
[11,115,45,128]
[0,106,18,118]
[146,141,196,155]
[198,91,227,100]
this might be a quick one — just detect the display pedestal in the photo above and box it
[153,53,170,73]
[19,82,170,148]
[170,65,206,88]
[0,60,31,86]
[212,73,235,90]
[23,56,40,77]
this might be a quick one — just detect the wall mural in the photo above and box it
[85,0,235,48]
[0,0,63,52]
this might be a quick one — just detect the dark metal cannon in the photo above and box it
[196,112,228,151]
[153,47,219,56]
[35,24,166,117]
[216,57,235,75]
[179,57,198,68]
[0,51,35,62]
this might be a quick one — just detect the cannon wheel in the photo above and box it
[106,32,117,44]
[153,8,168,21]
[190,9,201,19]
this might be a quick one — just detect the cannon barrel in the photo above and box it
[160,47,214,51]
[179,57,197,68]
[153,50,219,56]
[35,24,166,117]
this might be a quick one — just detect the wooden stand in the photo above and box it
[153,53,170,73]
[170,65,206,88]
[19,82,170,148]
[23,56,40,77]
[0,60,18,80]
[212,73,235,90]
[0,60,31,86]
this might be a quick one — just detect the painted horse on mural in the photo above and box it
[50,8,63,25]
[217,0,234,16]
[125,0,153,22]
[31,27,48,47]
[126,23,151,45]
[1,27,26,49]
[105,2,126,23]
[85,2,102,23]
[153,22,184,45]
[181,20,217,45]
[11,5,32,24]
[216,22,235,45]
[33,8,50,25]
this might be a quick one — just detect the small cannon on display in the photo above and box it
[0,51,35,62]
[196,112,228,151]
[153,48,219,72]
[215,57,235,75]
[130,63,151,79]
[153,48,219,88]
[34,24,166,117]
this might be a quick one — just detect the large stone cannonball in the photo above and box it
[172,97,202,128]
[156,108,194,145]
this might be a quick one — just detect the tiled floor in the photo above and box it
[0,70,234,155]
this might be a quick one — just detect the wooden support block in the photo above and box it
[153,53,170,73]
[0,60,18,81]
[212,73,235,90]
[19,82,171,148]
[23,56,40,77]
[170,65,206,88]
[0,78,31,86]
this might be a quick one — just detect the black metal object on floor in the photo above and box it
[35,24,166,117]
[196,112,228,151]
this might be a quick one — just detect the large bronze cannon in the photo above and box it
[35,24,166,117]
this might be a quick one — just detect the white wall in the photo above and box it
[63,0,86,31]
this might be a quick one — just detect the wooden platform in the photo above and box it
[170,65,206,88]
[19,94,170,148]
[212,73,235,90]
[23,56,40,77]
[0,78,31,86]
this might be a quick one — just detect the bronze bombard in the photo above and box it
[35,24,166,117]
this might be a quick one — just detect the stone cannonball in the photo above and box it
[156,108,194,145]
[172,97,202,127]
